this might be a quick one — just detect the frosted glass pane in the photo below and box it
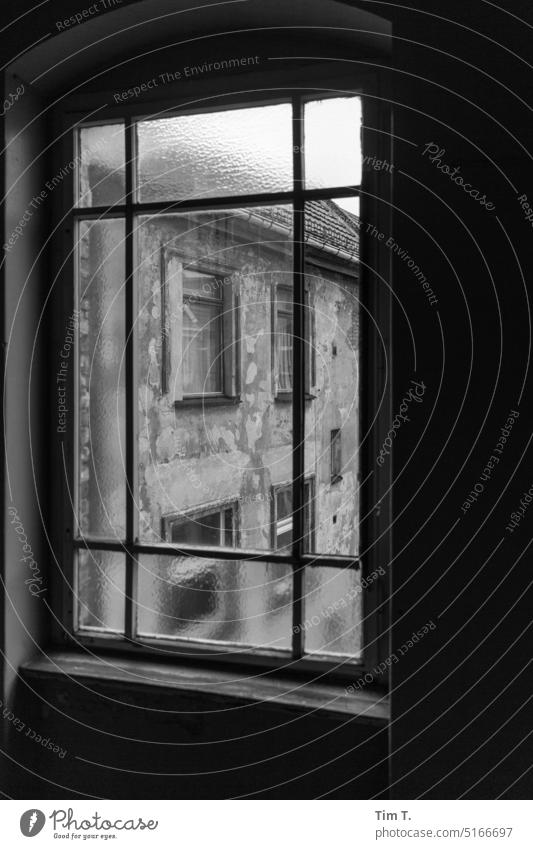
[304,97,362,189]
[77,549,125,633]
[137,103,292,201]
[137,555,292,649]
[78,219,126,538]
[303,567,362,659]
[304,199,360,556]
[78,124,125,207]
[136,208,293,549]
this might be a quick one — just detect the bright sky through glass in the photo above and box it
[304,97,363,190]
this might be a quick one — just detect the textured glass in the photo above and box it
[78,124,125,207]
[77,549,125,633]
[136,208,293,549]
[137,555,292,649]
[304,97,362,189]
[137,103,292,202]
[304,199,360,556]
[78,219,126,538]
[303,567,362,659]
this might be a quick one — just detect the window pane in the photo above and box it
[77,549,125,633]
[77,123,125,207]
[136,207,293,550]
[137,555,292,650]
[137,103,293,202]
[304,97,362,189]
[183,299,222,394]
[78,219,126,539]
[304,200,359,557]
[303,567,362,660]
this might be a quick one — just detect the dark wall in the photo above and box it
[1,0,532,799]
[1,72,48,724]
[3,663,387,799]
[386,2,533,798]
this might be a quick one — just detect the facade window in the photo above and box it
[163,503,237,547]
[65,89,387,675]
[274,285,315,398]
[272,481,314,552]
[331,429,343,484]
[182,269,223,395]
[160,250,239,402]
[275,286,293,394]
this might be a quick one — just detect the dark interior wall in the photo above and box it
[386,3,533,798]
[1,0,532,799]
[1,72,48,727]
[6,664,388,799]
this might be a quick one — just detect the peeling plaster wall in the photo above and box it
[307,262,360,556]
[135,212,360,559]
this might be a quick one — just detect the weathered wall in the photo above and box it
[135,212,359,556]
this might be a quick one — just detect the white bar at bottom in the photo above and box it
[2,800,530,847]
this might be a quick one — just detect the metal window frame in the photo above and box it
[51,82,392,683]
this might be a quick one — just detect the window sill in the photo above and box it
[22,651,389,725]
[174,395,241,409]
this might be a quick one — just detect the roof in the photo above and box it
[246,201,360,262]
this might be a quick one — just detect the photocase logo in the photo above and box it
[20,809,46,837]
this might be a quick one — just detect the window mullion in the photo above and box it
[124,118,138,641]
[292,96,305,660]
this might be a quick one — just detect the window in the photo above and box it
[275,286,293,394]
[274,284,315,398]
[160,250,239,402]
[182,269,223,395]
[330,429,342,484]
[67,89,385,674]
[272,481,314,551]
[163,503,237,547]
